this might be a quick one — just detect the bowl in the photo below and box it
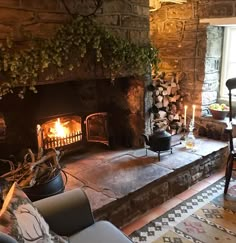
[209,108,229,120]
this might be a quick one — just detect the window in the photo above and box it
[220,26,236,99]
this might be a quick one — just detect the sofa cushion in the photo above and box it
[69,220,132,243]
[0,182,68,243]
[0,233,18,243]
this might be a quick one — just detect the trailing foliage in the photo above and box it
[0,17,159,98]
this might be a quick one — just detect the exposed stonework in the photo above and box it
[0,0,151,153]
[62,136,228,227]
[150,0,236,120]
[0,0,150,44]
[0,0,234,149]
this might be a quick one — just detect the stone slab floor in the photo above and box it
[60,135,228,227]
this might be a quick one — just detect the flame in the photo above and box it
[43,116,82,145]
[54,118,67,137]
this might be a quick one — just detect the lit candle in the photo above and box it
[184,105,187,126]
[192,105,196,125]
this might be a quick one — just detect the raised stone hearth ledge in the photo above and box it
[62,136,228,228]
[198,116,236,140]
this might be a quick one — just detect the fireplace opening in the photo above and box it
[38,115,83,150]
[0,77,144,158]
[37,112,109,152]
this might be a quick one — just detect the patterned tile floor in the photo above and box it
[122,169,226,236]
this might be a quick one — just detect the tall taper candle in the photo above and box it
[192,105,196,125]
[184,105,187,126]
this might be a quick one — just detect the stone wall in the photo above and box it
[0,1,152,151]
[0,0,149,44]
[150,0,236,119]
[0,0,151,84]
[94,143,228,227]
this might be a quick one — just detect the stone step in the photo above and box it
[62,136,228,228]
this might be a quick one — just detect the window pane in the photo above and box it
[220,26,236,98]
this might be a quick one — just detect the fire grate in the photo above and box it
[43,131,82,149]
[37,115,83,151]
[37,112,109,152]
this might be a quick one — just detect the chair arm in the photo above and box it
[33,188,94,236]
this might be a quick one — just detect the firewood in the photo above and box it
[168,114,174,121]
[160,84,168,89]
[163,96,169,107]
[158,110,167,119]
[155,102,163,108]
[174,114,180,120]
[157,95,163,102]
[171,87,177,95]
[151,72,185,135]
[162,90,168,96]
[167,86,172,95]
[171,82,177,87]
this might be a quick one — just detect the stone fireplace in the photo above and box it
[0,77,145,157]
[0,2,231,226]
[0,0,151,158]
[1,0,234,158]
[37,112,109,151]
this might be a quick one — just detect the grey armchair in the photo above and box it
[0,188,133,243]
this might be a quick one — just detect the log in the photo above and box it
[151,72,184,135]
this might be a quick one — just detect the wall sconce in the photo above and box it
[149,0,187,12]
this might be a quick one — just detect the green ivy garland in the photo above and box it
[0,17,159,98]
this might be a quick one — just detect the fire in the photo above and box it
[40,116,82,149]
[54,118,68,138]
